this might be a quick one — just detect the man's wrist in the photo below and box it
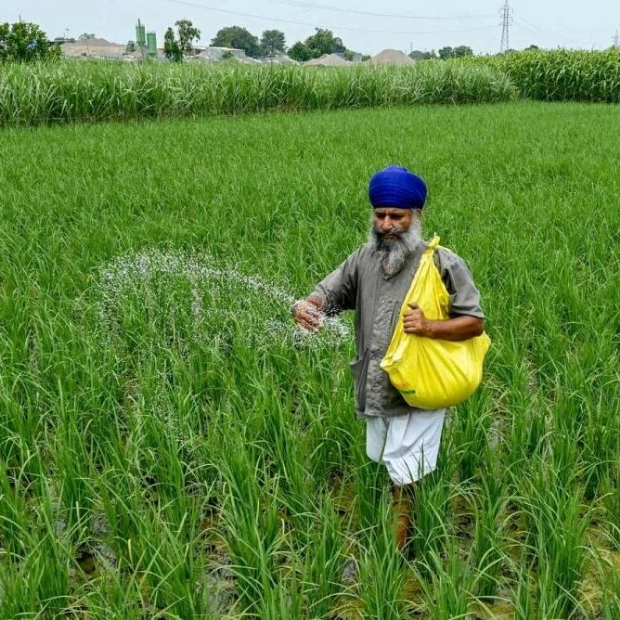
[423,320,438,339]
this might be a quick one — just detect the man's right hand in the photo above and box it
[292,296,325,332]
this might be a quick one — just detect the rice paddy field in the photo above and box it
[1,98,619,618]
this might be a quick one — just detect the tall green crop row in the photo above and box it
[2,50,620,127]
[495,48,620,102]
[0,60,515,126]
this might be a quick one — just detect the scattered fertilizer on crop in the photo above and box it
[90,248,350,349]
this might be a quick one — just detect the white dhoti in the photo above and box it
[366,409,447,486]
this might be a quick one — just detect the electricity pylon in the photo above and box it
[500,1,513,52]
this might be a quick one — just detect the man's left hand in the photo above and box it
[403,302,431,337]
[402,305,485,341]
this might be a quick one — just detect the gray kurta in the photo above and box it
[311,239,485,418]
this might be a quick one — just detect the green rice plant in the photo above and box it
[470,467,508,601]
[510,457,592,618]
[52,391,99,547]
[409,487,451,564]
[298,496,349,618]
[131,505,210,619]
[410,539,475,619]
[0,481,73,617]
[511,566,537,620]
[449,388,494,483]
[0,365,47,489]
[581,393,618,502]
[77,571,155,620]
[128,393,192,503]
[601,461,620,550]
[98,462,150,571]
[217,435,287,616]
[596,555,620,620]
[350,444,390,545]
[408,463,458,562]
[501,394,551,492]
[54,443,95,547]
[290,393,351,484]
[0,462,32,558]
[356,495,408,619]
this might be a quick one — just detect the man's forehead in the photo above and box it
[374,207,411,215]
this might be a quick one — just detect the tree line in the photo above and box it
[0,19,489,64]
[163,22,352,62]
[160,21,478,62]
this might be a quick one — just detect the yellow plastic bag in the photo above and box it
[380,236,491,410]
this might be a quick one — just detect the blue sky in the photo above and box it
[6,0,620,55]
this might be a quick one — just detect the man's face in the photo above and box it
[373,207,414,241]
[369,207,422,275]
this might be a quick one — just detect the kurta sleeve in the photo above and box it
[437,248,485,319]
[310,248,362,314]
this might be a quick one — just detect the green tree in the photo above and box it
[0,21,58,62]
[163,20,201,61]
[305,28,345,58]
[409,49,437,61]
[260,29,286,57]
[287,41,312,62]
[453,45,473,58]
[211,26,260,58]
[176,19,201,54]
[164,27,183,62]
[438,46,454,60]
[78,33,96,41]
[408,50,425,61]
[438,45,473,60]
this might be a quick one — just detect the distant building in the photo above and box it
[194,46,246,62]
[157,45,206,58]
[346,52,364,63]
[60,38,144,60]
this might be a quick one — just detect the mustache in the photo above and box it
[374,227,407,239]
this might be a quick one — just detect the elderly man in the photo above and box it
[292,166,486,550]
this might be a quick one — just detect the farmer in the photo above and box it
[292,166,486,550]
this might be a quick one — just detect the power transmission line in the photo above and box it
[165,0,497,36]
[265,0,495,21]
[500,1,513,52]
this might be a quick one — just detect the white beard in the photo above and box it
[369,216,422,276]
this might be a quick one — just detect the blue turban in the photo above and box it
[368,166,427,210]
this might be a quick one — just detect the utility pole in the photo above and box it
[500,1,513,53]
[613,29,619,48]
